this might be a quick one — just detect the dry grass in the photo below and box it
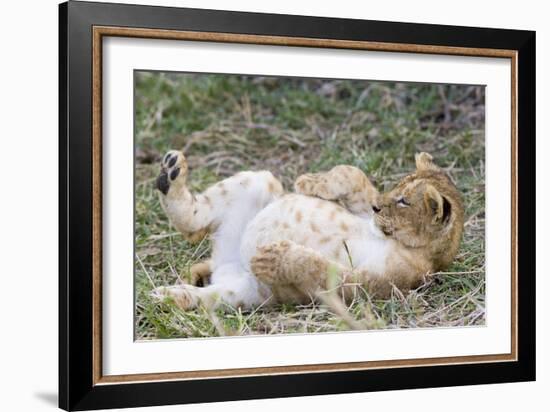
[134,72,485,339]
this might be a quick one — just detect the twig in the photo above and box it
[315,290,365,331]
[136,253,156,289]
[428,269,484,276]
[420,282,484,321]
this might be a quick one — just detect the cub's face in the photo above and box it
[372,153,459,252]
[374,179,451,248]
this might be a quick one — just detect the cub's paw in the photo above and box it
[156,150,188,195]
[251,241,291,285]
[150,284,198,310]
[187,261,212,287]
[294,173,333,200]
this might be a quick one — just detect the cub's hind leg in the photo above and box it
[156,150,215,242]
[156,150,284,244]
[152,263,272,311]
[176,260,213,287]
[294,165,379,216]
[155,149,284,308]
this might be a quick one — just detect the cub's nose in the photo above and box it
[372,205,381,213]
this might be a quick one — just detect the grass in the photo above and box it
[134,72,486,339]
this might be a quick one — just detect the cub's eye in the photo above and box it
[396,197,410,207]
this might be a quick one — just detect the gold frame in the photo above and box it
[92,26,518,385]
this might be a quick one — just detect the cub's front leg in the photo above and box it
[251,240,396,302]
[294,165,379,216]
[251,240,356,299]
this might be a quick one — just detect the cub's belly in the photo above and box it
[239,194,371,270]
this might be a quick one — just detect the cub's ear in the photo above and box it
[415,152,439,172]
[424,184,451,223]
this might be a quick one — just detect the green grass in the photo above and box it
[134,72,486,339]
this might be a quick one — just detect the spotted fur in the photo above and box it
[152,150,463,310]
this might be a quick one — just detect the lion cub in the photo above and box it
[288,152,464,296]
[152,151,464,310]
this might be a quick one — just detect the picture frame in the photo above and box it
[59,1,535,410]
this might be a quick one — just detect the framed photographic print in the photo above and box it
[59,1,536,410]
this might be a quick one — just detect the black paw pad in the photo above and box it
[156,172,170,195]
[168,156,177,168]
[170,167,180,181]
[164,153,172,164]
